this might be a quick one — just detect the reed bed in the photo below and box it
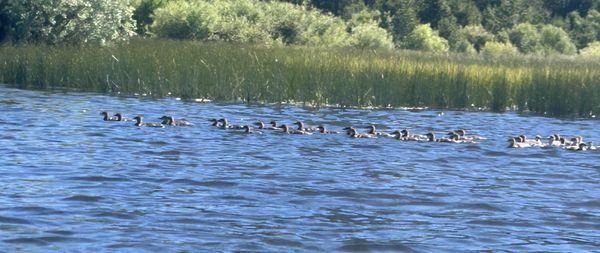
[0,39,598,117]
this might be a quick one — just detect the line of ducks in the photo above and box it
[101,112,194,127]
[102,112,595,151]
[508,134,596,151]
[209,118,485,144]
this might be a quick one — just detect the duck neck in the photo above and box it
[135,118,142,126]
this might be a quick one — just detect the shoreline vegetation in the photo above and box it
[1,39,598,117]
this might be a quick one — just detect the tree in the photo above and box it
[1,0,135,44]
[374,0,419,45]
[539,24,577,55]
[509,23,541,54]
[405,24,449,52]
[460,25,494,52]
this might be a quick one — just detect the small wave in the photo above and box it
[62,195,103,202]
[66,176,130,182]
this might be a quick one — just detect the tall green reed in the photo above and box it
[0,39,598,117]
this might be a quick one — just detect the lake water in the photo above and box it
[0,85,598,252]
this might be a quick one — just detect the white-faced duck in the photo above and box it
[159,116,194,126]
[101,111,119,121]
[209,118,221,127]
[548,135,562,147]
[449,129,485,141]
[133,116,164,128]
[316,125,339,134]
[367,125,393,138]
[279,124,312,135]
[218,118,244,129]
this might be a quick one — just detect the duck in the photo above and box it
[159,116,194,126]
[547,135,562,147]
[400,129,421,141]
[450,129,486,141]
[218,118,244,129]
[133,116,164,128]
[295,121,318,132]
[347,127,375,138]
[209,118,221,127]
[508,137,531,148]
[587,142,597,150]
[565,142,588,151]
[269,120,279,129]
[316,125,339,134]
[242,125,262,134]
[279,124,312,135]
[113,113,133,122]
[367,125,393,138]
[101,111,119,121]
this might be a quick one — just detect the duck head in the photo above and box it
[391,130,401,139]
[218,118,228,126]
[425,132,436,141]
[294,121,304,130]
[242,125,252,133]
[114,113,124,121]
[270,120,278,128]
[159,115,171,124]
[535,135,542,142]
[317,125,326,133]
[367,125,376,134]
[342,126,355,135]
[400,129,410,137]
[280,124,290,133]
[133,115,143,125]
[209,118,219,126]
[519,135,527,142]
[100,111,110,120]
[254,121,265,129]
[456,129,466,136]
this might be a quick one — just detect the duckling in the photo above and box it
[100,111,119,121]
[347,127,375,138]
[316,125,339,134]
[547,135,562,147]
[508,137,531,148]
[242,125,262,134]
[133,116,164,128]
[209,118,221,127]
[566,142,588,151]
[114,113,133,122]
[400,129,421,141]
[295,121,318,132]
[280,124,312,135]
[424,132,453,143]
[159,116,194,126]
[218,118,244,129]
[367,125,393,138]
[452,129,486,141]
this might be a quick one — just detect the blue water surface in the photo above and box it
[0,85,598,252]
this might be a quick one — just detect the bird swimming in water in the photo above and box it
[316,125,339,134]
[218,118,244,129]
[159,116,194,126]
[279,124,312,135]
[367,125,393,138]
[242,125,262,134]
[254,120,278,130]
[101,111,119,121]
[347,127,375,138]
[295,121,317,132]
[209,118,221,127]
[113,113,133,122]
[133,115,164,128]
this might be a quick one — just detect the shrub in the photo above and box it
[460,25,495,52]
[539,25,577,55]
[579,41,600,57]
[405,24,449,53]
[348,22,394,50]
[480,41,519,56]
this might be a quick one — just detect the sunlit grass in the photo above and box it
[0,39,598,117]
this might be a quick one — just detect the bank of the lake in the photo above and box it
[1,39,599,117]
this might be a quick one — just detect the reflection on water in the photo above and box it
[0,86,599,252]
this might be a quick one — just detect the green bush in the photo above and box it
[150,0,393,50]
[579,41,600,57]
[539,25,577,55]
[480,41,519,57]
[509,23,541,54]
[1,0,135,44]
[460,25,495,52]
[405,24,449,53]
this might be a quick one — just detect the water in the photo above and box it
[0,85,598,252]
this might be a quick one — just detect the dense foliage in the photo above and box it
[0,0,598,53]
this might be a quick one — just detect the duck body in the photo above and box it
[133,116,164,128]
[316,125,339,134]
[242,125,262,134]
[255,121,278,130]
[508,137,531,148]
[218,118,244,129]
[295,121,318,132]
[367,125,393,138]
[348,128,375,138]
